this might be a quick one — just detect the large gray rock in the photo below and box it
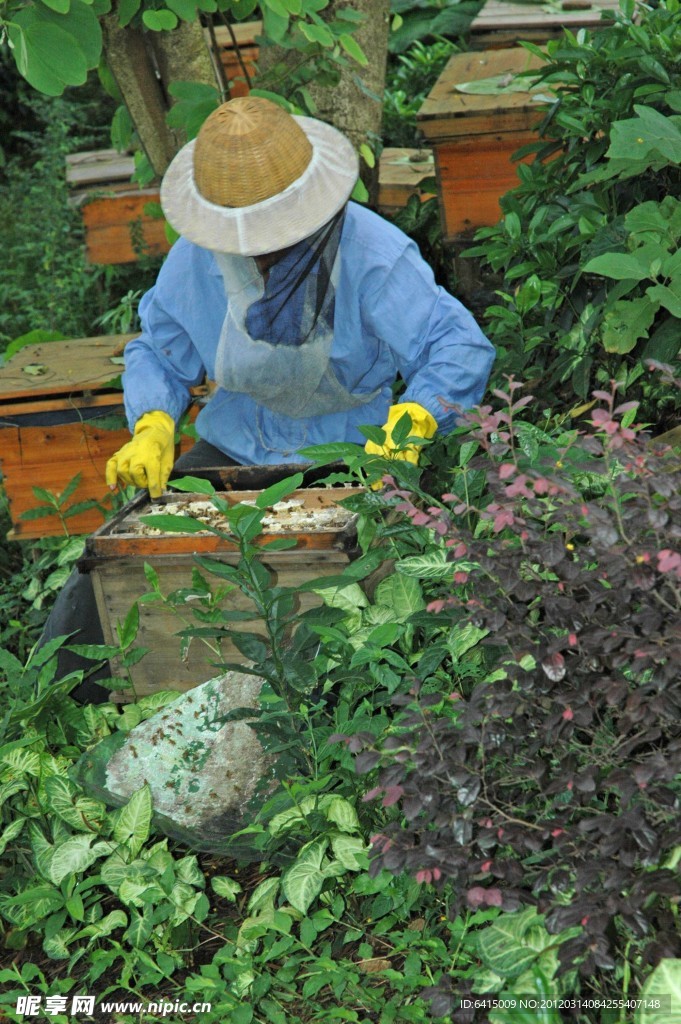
[74,671,274,852]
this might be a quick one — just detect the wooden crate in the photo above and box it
[80,484,362,698]
[0,335,195,540]
[469,0,620,49]
[417,48,549,239]
[377,147,435,215]
[212,21,261,97]
[66,151,167,266]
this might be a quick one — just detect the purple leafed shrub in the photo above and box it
[336,370,681,1002]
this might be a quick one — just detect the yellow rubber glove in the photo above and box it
[365,402,438,465]
[105,410,175,498]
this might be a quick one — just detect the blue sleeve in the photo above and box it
[121,253,209,431]
[362,240,495,431]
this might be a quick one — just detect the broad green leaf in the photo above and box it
[123,908,154,947]
[0,818,25,856]
[447,623,489,660]
[111,103,133,152]
[165,0,197,18]
[43,928,78,960]
[282,840,327,913]
[255,472,304,509]
[635,959,681,1023]
[325,797,360,834]
[339,33,368,65]
[117,0,140,25]
[8,21,88,95]
[40,0,71,11]
[601,296,658,354]
[44,776,106,831]
[211,875,242,902]
[647,281,681,319]
[48,835,100,885]
[113,785,152,855]
[77,909,127,939]
[478,908,553,979]
[374,573,424,621]
[247,876,280,914]
[396,550,453,580]
[583,251,650,281]
[143,8,178,29]
[330,833,367,871]
[299,21,334,46]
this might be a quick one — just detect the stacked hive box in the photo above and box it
[469,0,621,49]
[417,48,549,240]
[0,335,197,540]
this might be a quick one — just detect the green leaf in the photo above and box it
[117,0,141,25]
[111,103,133,152]
[113,785,152,856]
[123,908,154,947]
[601,296,658,354]
[282,840,327,913]
[0,818,26,856]
[117,601,139,649]
[635,959,681,1023]
[396,551,453,580]
[8,21,88,95]
[40,0,71,14]
[351,178,369,203]
[299,21,334,46]
[582,251,650,281]
[165,0,197,19]
[325,797,360,833]
[374,573,424,621]
[255,473,305,510]
[339,33,368,65]
[142,8,178,29]
[48,835,101,885]
[478,908,554,979]
[30,0,102,66]
[330,833,367,871]
[44,776,106,832]
[211,876,242,902]
[447,623,488,660]
[647,281,681,319]
[43,928,78,960]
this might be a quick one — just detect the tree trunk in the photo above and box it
[102,7,219,178]
[257,0,390,204]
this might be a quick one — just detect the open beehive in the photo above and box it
[79,477,362,699]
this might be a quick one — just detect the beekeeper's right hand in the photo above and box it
[106,410,175,498]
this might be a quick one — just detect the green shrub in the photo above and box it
[468,0,681,425]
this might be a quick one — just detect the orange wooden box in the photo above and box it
[0,335,195,541]
[469,0,620,49]
[417,48,550,239]
[212,20,261,98]
[378,147,435,216]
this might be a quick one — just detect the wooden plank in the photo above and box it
[417,49,548,140]
[0,335,138,402]
[66,149,135,187]
[377,148,435,213]
[470,0,619,47]
[91,547,352,697]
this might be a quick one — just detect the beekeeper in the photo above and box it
[104,96,494,496]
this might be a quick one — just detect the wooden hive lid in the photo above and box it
[0,334,138,406]
[470,0,620,37]
[417,48,552,141]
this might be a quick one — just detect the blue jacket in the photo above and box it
[122,203,495,465]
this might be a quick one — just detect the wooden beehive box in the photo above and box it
[377,147,435,216]
[79,481,362,698]
[417,47,550,239]
[212,21,261,97]
[469,0,620,49]
[0,335,195,540]
[66,150,168,266]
